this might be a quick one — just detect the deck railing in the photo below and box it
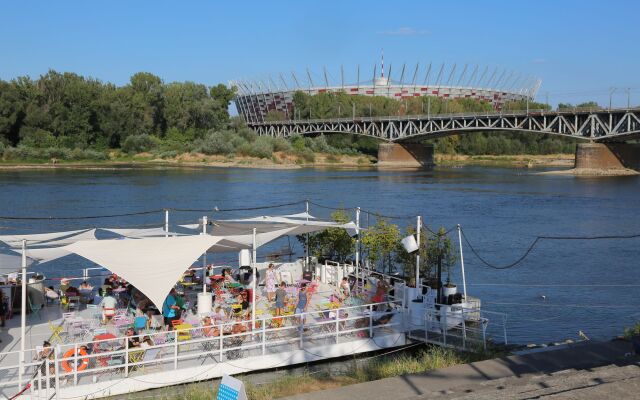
[0,300,403,399]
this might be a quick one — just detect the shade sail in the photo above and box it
[101,227,184,239]
[0,253,34,275]
[212,215,358,238]
[64,235,223,310]
[0,229,94,247]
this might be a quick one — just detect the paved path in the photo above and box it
[285,340,638,400]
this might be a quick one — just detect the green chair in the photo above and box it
[28,296,43,320]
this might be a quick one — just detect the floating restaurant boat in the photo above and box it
[0,205,507,399]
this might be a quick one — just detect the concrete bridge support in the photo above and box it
[574,143,640,172]
[377,143,434,167]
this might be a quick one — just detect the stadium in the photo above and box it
[231,56,541,124]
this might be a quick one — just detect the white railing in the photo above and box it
[0,300,403,399]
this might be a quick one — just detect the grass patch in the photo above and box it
[119,346,500,400]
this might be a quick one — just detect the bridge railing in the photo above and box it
[250,106,637,126]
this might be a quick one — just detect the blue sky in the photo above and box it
[1,0,638,107]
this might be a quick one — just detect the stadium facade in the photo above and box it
[231,58,541,123]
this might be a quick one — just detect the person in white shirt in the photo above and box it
[100,288,118,324]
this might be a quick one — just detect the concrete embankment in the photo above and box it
[285,340,637,400]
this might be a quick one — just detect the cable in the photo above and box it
[461,228,640,270]
[174,200,306,213]
[0,209,162,221]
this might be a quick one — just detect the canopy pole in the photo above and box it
[457,224,467,300]
[252,227,257,330]
[305,200,309,270]
[415,216,421,289]
[164,209,169,238]
[355,207,360,294]
[202,216,208,294]
[19,239,26,389]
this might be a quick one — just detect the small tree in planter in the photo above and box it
[362,219,401,273]
[425,227,458,292]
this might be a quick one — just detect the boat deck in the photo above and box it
[0,282,406,399]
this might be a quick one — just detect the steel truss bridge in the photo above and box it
[249,107,640,142]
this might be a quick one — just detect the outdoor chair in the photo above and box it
[28,296,43,320]
[66,296,80,311]
[127,349,145,373]
[199,337,218,365]
[150,314,164,330]
[139,347,163,373]
[48,320,64,344]
[133,316,148,331]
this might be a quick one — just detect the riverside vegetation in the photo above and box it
[0,70,588,166]
[119,345,499,400]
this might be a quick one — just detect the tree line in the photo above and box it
[0,70,235,158]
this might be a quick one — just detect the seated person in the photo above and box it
[36,340,55,375]
[223,269,236,284]
[59,278,70,294]
[79,281,93,291]
[100,288,118,324]
[202,316,220,337]
[212,305,226,321]
[140,336,154,348]
[231,295,245,316]
[44,286,59,302]
[125,327,141,348]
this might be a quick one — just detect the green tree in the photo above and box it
[362,219,401,272]
[297,209,355,262]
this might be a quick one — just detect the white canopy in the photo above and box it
[102,227,184,239]
[212,215,358,238]
[0,253,33,275]
[0,229,95,247]
[64,235,223,310]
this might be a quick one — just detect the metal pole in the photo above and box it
[415,217,421,289]
[252,228,257,330]
[355,207,360,282]
[202,216,208,294]
[457,225,467,301]
[19,239,26,389]
[164,209,169,238]
[352,102,355,119]
[609,87,617,110]
[305,200,309,268]
[427,97,431,118]
[626,88,631,108]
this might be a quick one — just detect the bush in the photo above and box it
[295,147,315,163]
[273,137,292,152]
[122,134,156,154]
[195,131,235,155]
[249,136,275,158]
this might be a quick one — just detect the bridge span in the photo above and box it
[249,107,640,143]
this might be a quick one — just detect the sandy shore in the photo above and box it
[539,167,639,176]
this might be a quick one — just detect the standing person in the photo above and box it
[274,282,286,317]
[295,284,309,329]
[339,277,350,301]
[162,288,181,330]
[100,288,117,324]
[265,264,277,301]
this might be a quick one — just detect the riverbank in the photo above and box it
[111,345,500,400]
[435,153,574,168]
[0,152,575,170]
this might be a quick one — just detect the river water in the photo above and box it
[0,165,638,344]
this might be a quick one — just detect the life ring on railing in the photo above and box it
[61,348,89,373]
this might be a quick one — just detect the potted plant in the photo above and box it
[624,322,640,355]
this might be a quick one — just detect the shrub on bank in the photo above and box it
[122,134,157,154]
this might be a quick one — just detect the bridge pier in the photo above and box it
[377,143,434,167]
[574,143,640,173]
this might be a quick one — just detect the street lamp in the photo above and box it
[609,87,617,110]
[625,88,631,108]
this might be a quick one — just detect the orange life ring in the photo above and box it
[61,348,89,373]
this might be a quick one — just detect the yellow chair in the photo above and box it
[48,320,64,344]
[127,349,145,373]
[175,324,192,342]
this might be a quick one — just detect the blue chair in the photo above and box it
[134,316,148,331]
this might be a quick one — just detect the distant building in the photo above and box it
[231,57,541,123]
